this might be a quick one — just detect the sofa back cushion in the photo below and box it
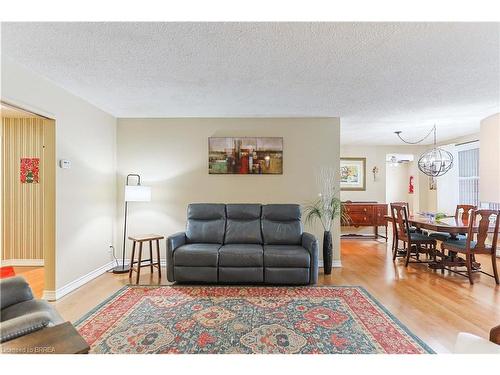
[225,204,262,244]
[261,204,302,245]
[186,203,226,244]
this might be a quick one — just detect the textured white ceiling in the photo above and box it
[1,22,499,145]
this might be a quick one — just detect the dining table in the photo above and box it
[384,213,498,271]
[385,213,498,235]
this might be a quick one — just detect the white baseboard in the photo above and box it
[43,261,115,301]
[42,290,56,301]
[318,259,342,268]
[1,259,44,267]
[118,259,168,266]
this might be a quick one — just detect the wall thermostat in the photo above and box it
[59,159,72,169]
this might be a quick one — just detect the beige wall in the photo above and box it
[117,118,341,263]
[340,146,386,203]
[386,163,410,204]
[480,113,500,203]
[1,57,117,295]
[413,159,434,213]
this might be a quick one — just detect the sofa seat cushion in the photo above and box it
[264,245,310,268]
[219,244,263,267]
[173,243,221,267]
[0,299,64,324]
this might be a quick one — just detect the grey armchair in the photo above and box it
[0,276,64,343]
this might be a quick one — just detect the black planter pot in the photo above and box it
[323,231,333,274]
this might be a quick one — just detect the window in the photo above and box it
[457,143,480,207]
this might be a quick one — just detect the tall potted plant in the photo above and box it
[303,167,349,274]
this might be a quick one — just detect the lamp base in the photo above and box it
[112,264,130,274]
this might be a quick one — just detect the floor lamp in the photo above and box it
[112,174,151,274]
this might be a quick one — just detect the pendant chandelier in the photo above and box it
[394,125,454,177]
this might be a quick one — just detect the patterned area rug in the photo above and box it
[75,286,434,354]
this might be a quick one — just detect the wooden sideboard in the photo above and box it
[341,201,388,240]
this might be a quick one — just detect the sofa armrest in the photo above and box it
[302,232,319,285]
[454,332,500,354]
[490,325,500,345]
[167,232,186,282]
[0,276,34,310]
[0,311,55,343]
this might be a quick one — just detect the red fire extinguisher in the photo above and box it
[409,176,414,194]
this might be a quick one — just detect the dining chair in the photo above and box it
[440,209,499,284]
[428,204,476,242]
[390,203,437,266]
[390,202,417,257]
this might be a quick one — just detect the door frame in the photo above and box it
[1,101,56,299]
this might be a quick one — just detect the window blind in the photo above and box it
[458,147,480,207]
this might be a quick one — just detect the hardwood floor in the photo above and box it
[16,238,500,353]
[13,266,44,298]
[324,240,499,353]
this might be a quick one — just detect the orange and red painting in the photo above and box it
[20,158,40,183]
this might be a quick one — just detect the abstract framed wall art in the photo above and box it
[340,157,366,191]
[20,158,40,184]
[208,137,283,174]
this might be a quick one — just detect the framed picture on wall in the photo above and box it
[20,158,40,184]
[208,137,283,174]
[340,157,366,191]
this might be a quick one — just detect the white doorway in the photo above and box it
[1,102,56,298]
[385,153,413,208]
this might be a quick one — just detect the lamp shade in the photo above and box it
[124,185,151,202]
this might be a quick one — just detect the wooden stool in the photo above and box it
[128,234,164,284]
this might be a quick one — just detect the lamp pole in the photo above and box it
[113,174,141,274]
